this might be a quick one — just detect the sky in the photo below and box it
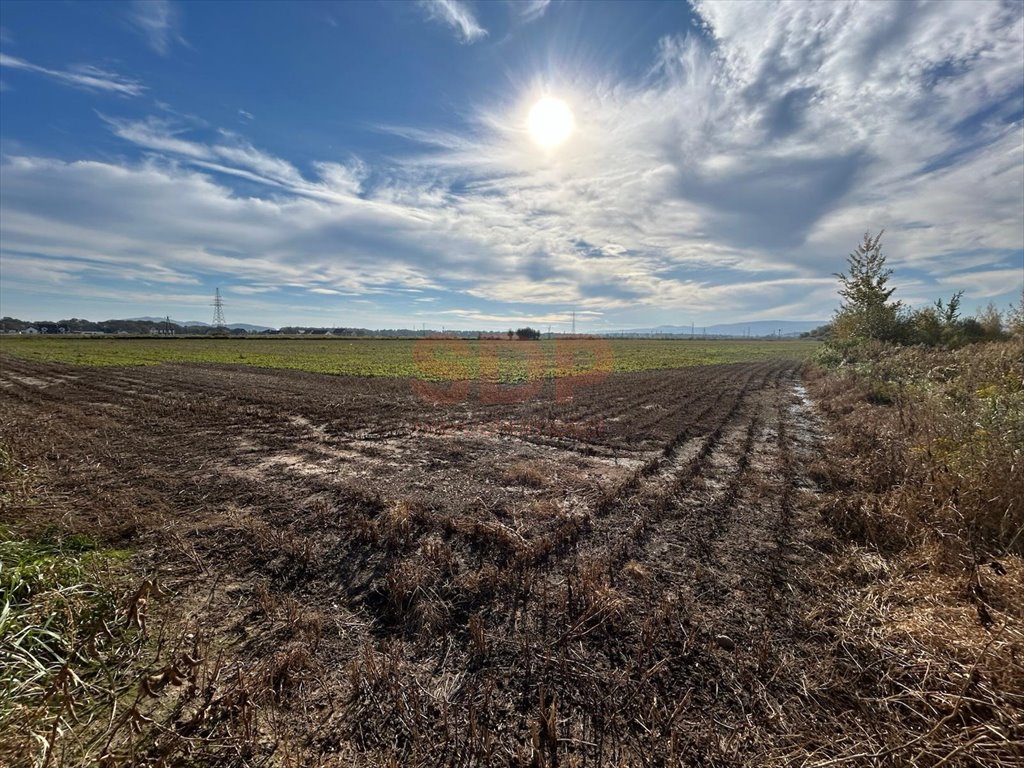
[1,0,1022,331]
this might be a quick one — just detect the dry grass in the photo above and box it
[0,440,342,767]
[805,340,1024,765]
[501,461,548,489]
[809,340,1023,556]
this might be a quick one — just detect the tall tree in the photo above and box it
[832,230,904,342]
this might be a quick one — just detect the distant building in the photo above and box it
[23,327,39,334]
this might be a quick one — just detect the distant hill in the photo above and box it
[123,317,275,332]
[615,320,826,338]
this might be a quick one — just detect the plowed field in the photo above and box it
[0,355,858,765]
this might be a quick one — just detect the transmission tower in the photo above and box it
[212,288,227,328]
[571,311,576,335]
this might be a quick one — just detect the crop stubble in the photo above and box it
[0,354,861,765]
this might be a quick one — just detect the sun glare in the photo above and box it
[527,96,575,149]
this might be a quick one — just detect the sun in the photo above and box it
[527,96,575,149]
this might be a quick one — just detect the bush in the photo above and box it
[514,327,542,340]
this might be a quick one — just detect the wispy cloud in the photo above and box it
[418,0,487,44]
[0,53,145,96]
[936,266,1024,299]
[1,250,200,287]
[515,0,550,24]
[128,0,184,55]
[103,115,367,202]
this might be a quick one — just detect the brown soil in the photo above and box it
[0,356,957,765]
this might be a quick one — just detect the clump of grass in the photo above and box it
[501,461,548,489]
[0,442,317,767]
[0,443,166,767]
[0,528,149,767]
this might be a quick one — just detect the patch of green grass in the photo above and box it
[0,336,814,381]
[0,526,148,767]
[0,444,152,767]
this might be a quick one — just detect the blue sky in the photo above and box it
[1,0,1022,330]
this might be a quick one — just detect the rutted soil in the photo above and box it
[1,355,851,765]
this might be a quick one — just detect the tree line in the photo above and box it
[805,231,1023,345]
[0,317,552,339]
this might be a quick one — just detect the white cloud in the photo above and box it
[418,0,487,44]
[0,53,145,96]
[0,152,810,321]
[2,0,1022,326]
[129,0,184,55]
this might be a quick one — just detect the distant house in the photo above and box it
[23,327,39,335]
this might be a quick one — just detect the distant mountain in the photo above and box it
[122,317,275,332]
[615,320,827,338]
[221,323,275,332]
[123,315,203,325]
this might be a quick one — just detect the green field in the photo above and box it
[0,336,814,380]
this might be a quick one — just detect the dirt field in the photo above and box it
[0,354,931,764]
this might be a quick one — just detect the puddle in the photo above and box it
[1,373,79,388]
